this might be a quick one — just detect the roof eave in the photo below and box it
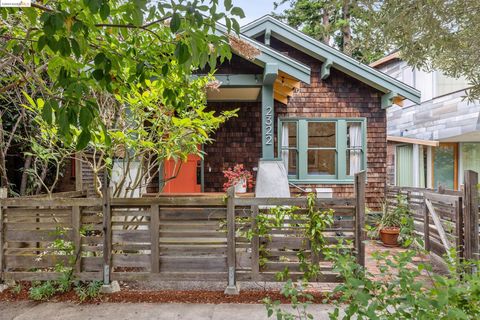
[242,16,421,104]
[215,22,311,84]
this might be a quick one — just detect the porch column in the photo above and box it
[262,63,278,159]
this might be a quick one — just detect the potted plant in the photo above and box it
[223,164,254,194]
[377,195,410,247]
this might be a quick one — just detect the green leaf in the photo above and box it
[231,7,245,19]
[76,129,91,150]
[94,52,106,66]
[175,42,190,64]
[170,12,181,33]
[70,38,81,58]
[37,35,47,52]
[59,37,71,56]
[99,3,110,20]
[92,69,104,81]
[224,0,233,11]
[42,101,53,125]
[79,107,93,128]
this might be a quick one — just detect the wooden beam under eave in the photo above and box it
[320,59,333,80]
[277,71,301,89]
[274,84,294,97]
[274,91,288,105]
[387,136,440,147]
[381,91,399,108]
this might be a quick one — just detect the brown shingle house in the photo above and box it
[75,16,420,210]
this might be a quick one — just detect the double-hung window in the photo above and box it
[279,118,366,183]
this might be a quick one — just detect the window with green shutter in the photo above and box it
[279,118,367,184]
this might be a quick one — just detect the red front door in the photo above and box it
[162,155,201,193]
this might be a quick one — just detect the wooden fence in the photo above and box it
[386,170,479,260]
[0,172,367,289]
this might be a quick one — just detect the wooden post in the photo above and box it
[354,171,366,267]
[423,200,431,251]
[150,204,160,273]
[102,186,112,285]
[0,188,7,282]
[251,205,259,281]
[455,197,464,260]
[72,206,82,274]
[224,187,239,294]
[463,170,479,261]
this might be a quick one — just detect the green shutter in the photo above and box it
[396,145,413,187]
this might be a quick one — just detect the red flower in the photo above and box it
[222,164,254,191]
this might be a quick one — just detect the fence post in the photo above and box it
[455,197,464,260]
[225,187,239,294]
[150,204,160,273]
[354,171,366,267]
[102,186,112,285]
[72,206,82,274]
[423,200,431,251]
[0,188,7,283]
[251,205,260,281]
[463,170,479,262]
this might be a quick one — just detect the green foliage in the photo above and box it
[27,226,102,301]
[29,281,56,301]
[1,0,243,148]
[11,283,22,295]
[273,0,386,62]
[264,279,314,320]
[376,194,416,247]
[365,0,480,100]
[328,246,480,320]
[74,281,103,302]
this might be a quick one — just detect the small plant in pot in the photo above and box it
[223,164,254,193]
[377,195,411,247]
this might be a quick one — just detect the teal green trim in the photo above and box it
[278,117,367,183]
[241,16,421,104]
[298,120,308,179]
[215,22,311,84]
[214,74,263,87]
[288,179,355,185]
[265,28,271,46]
[320,59,333,80]
[381,91,398,108]
[263,63,278,85]
[337,120,347,180]
[262,84,275,159]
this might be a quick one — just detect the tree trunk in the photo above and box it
[342,0,352,55]
[322,9,330,45]
[19,154,32,196]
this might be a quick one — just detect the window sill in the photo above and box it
[288,179,355,185]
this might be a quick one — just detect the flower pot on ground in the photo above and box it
[379,227,400,247]
[375,195,413,247]
[223,164,254,194]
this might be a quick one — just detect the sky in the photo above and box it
[226,0,289,24]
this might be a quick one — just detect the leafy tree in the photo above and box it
[273,0,386,62]
[0,0,245,149]
[0,0,255,195]
[365,0,480,100]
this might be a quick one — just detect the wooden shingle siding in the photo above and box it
[270,38,385,210]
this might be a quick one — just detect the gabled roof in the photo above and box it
[241,15,421,104]
[215,23,311,84]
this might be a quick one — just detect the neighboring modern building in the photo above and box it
[73,16,420,209]
[372,52,480,190]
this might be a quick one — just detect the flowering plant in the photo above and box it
[222,164,254,191]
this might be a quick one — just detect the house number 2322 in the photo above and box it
[265,106,273,145]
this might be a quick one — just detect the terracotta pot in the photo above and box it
[379,227,400,247]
